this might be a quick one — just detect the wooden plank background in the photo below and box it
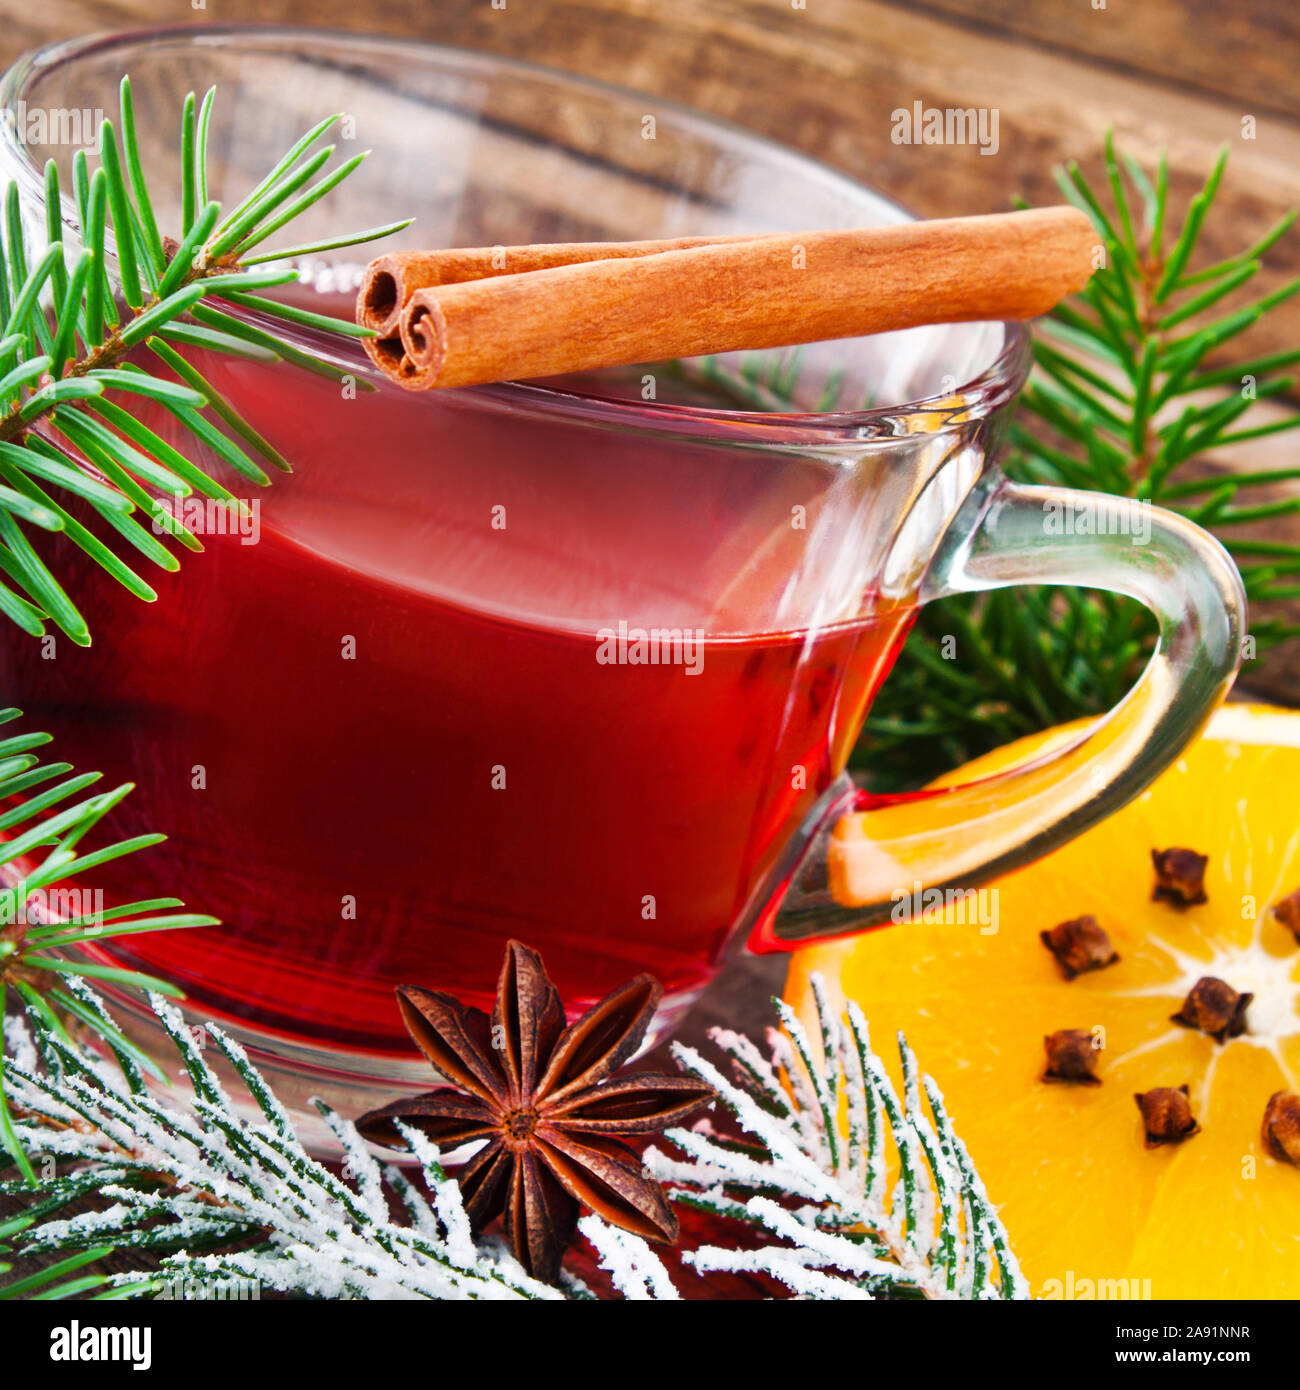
[9,0,1297,352]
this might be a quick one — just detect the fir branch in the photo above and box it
[0,75,408,647]
[865,140,1298,785]
[0,74,407,1180]
[1,990,561,1300]
[1,977,1018,1300]
[0,708,219,1183]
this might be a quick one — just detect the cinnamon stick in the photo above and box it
[369,207,1095,392]
[358,235,757,376]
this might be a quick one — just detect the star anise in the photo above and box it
[356,940,715,1282]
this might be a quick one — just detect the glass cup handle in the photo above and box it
[765,472,1246,946]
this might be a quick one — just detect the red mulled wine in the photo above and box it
[1,330,913,1054]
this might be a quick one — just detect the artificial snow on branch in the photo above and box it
[2,988,559,1299]
[1,975,1023,1300]
[648,977,1027,1300]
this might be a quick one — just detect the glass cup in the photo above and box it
[0,27,1244,1130]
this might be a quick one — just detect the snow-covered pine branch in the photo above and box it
[1,976,1023,1301]
[1,989,559,1301]
[646,979,1028,1300]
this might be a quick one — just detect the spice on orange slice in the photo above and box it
[1262,1091,1300,1165]
[1135,1085,1200,1147]
[1040,914,1119,980]
[1043,1028,1103,1085]
[786,703,1300,1299]
[1171,975,1252,1042]
[1272,889,1300,944]
[1151,847,1209,906]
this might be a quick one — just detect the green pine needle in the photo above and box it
[0,973,1020,1299]
[0,76,407,1181]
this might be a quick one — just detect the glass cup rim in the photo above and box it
[0,23,1032,442]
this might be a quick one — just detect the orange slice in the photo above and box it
[786,703,1300,1299]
